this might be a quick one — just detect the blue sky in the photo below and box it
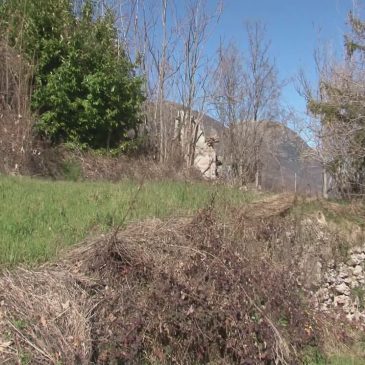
[115,0,360,121]
[204,0,357,117]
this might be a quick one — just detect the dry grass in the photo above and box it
[0,201,327,364]
[0,268,93,364]
[236,192,295,220]
[26,143,205,182]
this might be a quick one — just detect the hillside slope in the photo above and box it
[259,121,322,194]
[1,191,364,364]
[199,115,322,193]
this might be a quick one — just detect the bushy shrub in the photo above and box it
[0,0,144,149]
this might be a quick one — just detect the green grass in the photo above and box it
[0,176,253,267]
[310,356,365,365]
[308,358,364,365]
[327,356,365,365]
[291,198,365,229]
[302,346,365,365]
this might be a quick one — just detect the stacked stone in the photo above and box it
[315,244,365,324]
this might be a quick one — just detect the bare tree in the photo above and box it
[301,60,365,198]
[212,43,258,185]
[111,0,221,166]
[155,0,168,162]
[243,22,281,122]
[212,22,282,187]
[299,10,365,199]
[176,0,216,168]
[115,0,179,162]
[134,0,221,166]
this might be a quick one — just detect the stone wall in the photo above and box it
[314,244,365,324]
[283,212,365,327]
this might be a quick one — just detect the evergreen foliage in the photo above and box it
[0,0,144,149]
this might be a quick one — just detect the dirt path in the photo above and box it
[241,193,296,219]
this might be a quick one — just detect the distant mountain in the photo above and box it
[257,121,322,194]
[198,116,322,194]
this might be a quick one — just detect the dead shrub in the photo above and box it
[27,143,204,182]
[0,208,325,364]
[70,210,320,364]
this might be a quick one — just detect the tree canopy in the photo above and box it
[0,0,144,149]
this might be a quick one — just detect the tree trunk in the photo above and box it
[322,169,328,199]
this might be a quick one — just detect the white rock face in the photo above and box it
[174,110,220,179]
[193,128,218,179]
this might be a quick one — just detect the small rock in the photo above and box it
[325,270,336,283]
[335,283,351,295]
[350,246,364,255]
[320,305,328,311]
[334,294,350,306]
[327,259,335,269]
[316,288,330,300]
[350,279,360,289]
[347,311,361,322]
[338,265,350,279]
[353,265,363,276]
[344,277,353,284]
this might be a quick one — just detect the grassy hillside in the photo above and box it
[0,176,253,266]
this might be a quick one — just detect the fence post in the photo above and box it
[322,169,328,199]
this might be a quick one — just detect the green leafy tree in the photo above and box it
[0,0,144,149]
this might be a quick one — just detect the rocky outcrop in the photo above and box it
[173,110,221,179]
[201,118,323,193]
[193,133,219,179]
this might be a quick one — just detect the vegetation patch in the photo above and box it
[0,206,323,364]
[61,159,83,181]
[0,176,253,267]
